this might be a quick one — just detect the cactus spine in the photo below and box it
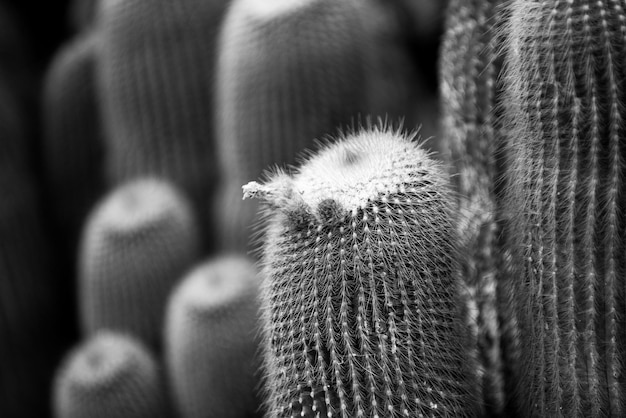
[215,0,416,252]
[79,178,200,349]
[53,332,167,418]
[501,1,626,415]
[246,128,481,417]
[165,255,262,418]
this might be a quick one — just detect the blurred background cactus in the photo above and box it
[7,0,626,416]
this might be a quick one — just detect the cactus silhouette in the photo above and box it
[500,0,626,415]
[215,0,417,252]
[439,0,508,412]
[165,255,262,418]
[43,30,105,256]
[53,331,167,418]
[97,0,230,243]
[79,178,200,349]
[245,127,481,417]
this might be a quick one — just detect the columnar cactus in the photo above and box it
[43,31,105,255]
[501,1,626,415]
[439,0,508,412]
[97,0,230,242]
[215,0,417,252]
[165,255,262,418]
[53,332,167,418]
[79,178,200,349]
[245,127,481,417]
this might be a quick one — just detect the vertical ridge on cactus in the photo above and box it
[502,0,626,415]
[165,255,262,418]
[79,178,200,350]
[43,31,105,256]
[439,0,507,413]
[97,0,229,242]
[215,0,417,252]
[53,331,166,418]
[247,127,481,417]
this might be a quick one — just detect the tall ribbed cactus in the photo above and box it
[165,255,262,418]
[439,0,508,412]
[43,31,105,256]
[215,0,417,252]
[53,332,167,418]
[501,1,626,415]
[97,0,230,243]
[246,128,481,417]
[79,178,200,349]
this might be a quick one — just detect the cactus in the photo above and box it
[500,0,626,415]
[53,331,167,418]
[439,0,509,413]
[165,255,262,418]
[245,127,481,417]
[96,0,230,243]
[79,178,200,350]
[43,30,105,257]
[214,0,418,252]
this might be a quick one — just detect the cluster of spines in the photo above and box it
[215,0,416,252]
[165,255,262,418]
[53,331,166,418]
[249,128,481,417]
[79,178,200,350]
[501,0,626,415]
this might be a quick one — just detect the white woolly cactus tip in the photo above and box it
[244,127,439,219]
[237,0,315,19]
[174,256,258,312]
[94,177,191,236]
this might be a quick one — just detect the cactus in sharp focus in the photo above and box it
[165,255,262,418]
[53,331,167,418]
[439,0,508,413]
[43,30,105,257]
[215,0,418,252]
[97,0,230,243]
[79,178,200,350]
[245,127,481,417]
[500,0,626,415]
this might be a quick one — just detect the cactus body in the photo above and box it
[79,178,200,349]
[43,31,105,256]
[53,332,166,418]
[215,0,417,252]
[165,255,262,418]
[439,0,509,413]
[97,0,229,242]
[247,128,481,417]
[501,1,626,415]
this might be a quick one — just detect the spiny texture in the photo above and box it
[43,30,105,257]
[165,255,262,418]
[53,332,167,418]
[97,0,229,243]
[247,128,481,417]
[0,10,67,417]
[439,0,508,413]
[79,178,200,350]
[501,1,626,415]
[215,0,417,252]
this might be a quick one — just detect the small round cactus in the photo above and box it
[79,178,200,349]
[246,127,481,417]
[165,255,262,418]
[53,331,167,418]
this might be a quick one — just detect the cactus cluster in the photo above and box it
[246,127,481,417]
